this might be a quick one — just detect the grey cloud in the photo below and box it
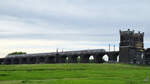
[0,33,118,42]
[0,0,150,46]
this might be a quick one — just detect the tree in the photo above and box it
[7,52,27,56]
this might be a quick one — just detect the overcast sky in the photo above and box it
[0,0,150,58]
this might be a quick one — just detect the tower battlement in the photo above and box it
[120,29,144,35]
[120,29,144,48]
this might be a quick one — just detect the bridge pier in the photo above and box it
[12,58,20,64]
[27,57,36,64]
[4,58,12,64]
[107,52,119,62]
[59,55,67,63]
[18,57,29,64]
[55,54,61,63]
[18,58,22,64]
[45,56,55,63]
[68,55,78,63]
[37,56,45,64]
[0,58,4,64]
[80,54,90,63]
[94,53,105,63]
[55,54,67,63]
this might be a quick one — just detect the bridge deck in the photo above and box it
[6,49,106,58]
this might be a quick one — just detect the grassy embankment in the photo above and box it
[0,63,150,84]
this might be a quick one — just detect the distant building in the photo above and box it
[119,29,144,64]
[144,48,150,64]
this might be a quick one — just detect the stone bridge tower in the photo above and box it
[119,29,144,64]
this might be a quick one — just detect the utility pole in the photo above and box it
[56,48,59,54]
[114,45,115,52]
[62,49,64,53]
[109,44,110,52]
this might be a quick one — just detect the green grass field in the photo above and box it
[0,63,150,84]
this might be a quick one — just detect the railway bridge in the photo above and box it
[2,49,119,64]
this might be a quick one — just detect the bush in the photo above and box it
[7,52,27,56]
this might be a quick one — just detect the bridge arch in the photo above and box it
[93,53,105,63]
[80,54,91,63]
[21,57,28,64]
[38,56,45,64]
[59,55,68,63]
[28,57,36,64]
[46,56,55,63]
[68,55,78,63]
[103,54,109,62]
[117,55,119,62]
[106,51,119,63]
[89,55,94,63]
[4,58,11,64]
[12,58,19,64]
